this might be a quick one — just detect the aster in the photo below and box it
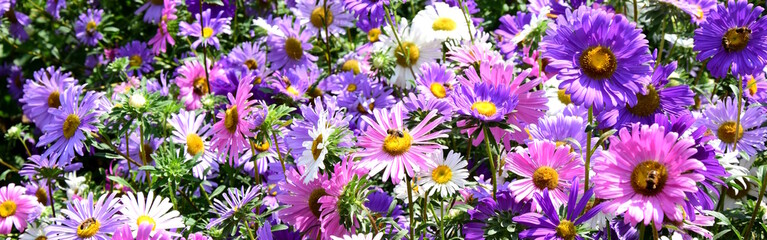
[446,33,504,68]
[175,59,226,110]
[74,9,103,46]
[264,16,317,70]
[0,0,9,15]
[6,9,30,41]
[271,64,317,102]
[19,155,82,181]
[118,41,155,77]
[240,130,287,176]
[293,0,354,37]
[417,150,470,198]
[336,52,372,76]
[402,92,455,118]
[700,97,767,156]
[331,233,384,240]
[495,11,532,59]
[179,9,231,50]
[385,19,442,88]
[169,109,218,179]
[226,41,266,74]
[364,190,405,233]
[415,62,457,101]
[453,81,517,123]
[344,0,389,28]
[522,46,557,82]
[19,66,76,129]
[37,86,99,164]
[24,180,52,206]
[135,0,167,23]
[412,2,473,41]
[318,159,369,238]
[514,177,605,240]
[46,193,124,240]
[111,223,172,240]
[0,183,39,234]
[4,64,23,100]
[63,172,87,200]
[46,0,65,19]
[542,6,653,111]
[324,71,369,96]
[148,0,178,55]
[277,167,328,238]
[120,191,185,236]
[527,114,590,153]
[337,80,396,131]
[463,190,531,240]
[186,0,236,18]
[507,140,583,211]
[598,61,695,129]
[206,186,259,229]
[211,76,256,165]
[592,124,705,229]
[357,104,448,184]
[742,73,767,103]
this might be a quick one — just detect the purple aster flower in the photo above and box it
[365,189,405,232]
[527,114,591,153]
[45,193,124,240]
[271,64,317,102]
[118,41,154,76]
[344,0,389,28]
[598,61,694,129]
[542,6,653,111]
[660,0,716,24]
[24,180,52,206]
[514,177,604,240]
[701,97,767,156]
[495,11,532,58]
[19,66,76,129]
[19,155,82,179]
[5,64,24,100]
[338,81,396,131]
[593,219,639,240]
[463,190,531,240]
[208,186,259,228]
[402,92,455,118]
[46,0,66,19]
[74,9,103,46]
[415,62,457,101]
[186,0,236,18]
[226,41,266,74]
[37,86,100,165]
[743,73,767,104]
[694,0,767,78]
[240,132,288,176]
[452,81,518,122]
[266,17,317,70]
[6,9,30,41]
[179,9,231,50]
[293,0,355,37]
[135,0,167,23]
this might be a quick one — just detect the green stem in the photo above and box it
[244,219,256,240]
[633,0,638,22]
[406,176,416,240]
[272,132,286,173]
[482,125,497,201]
[456,0,474,43]
[651,221,659,240]
[383,5,418,79]
[734,75,744,152]
[0,158,18,172]
[585,106,594,190]
[18,136,32,157]
[655,17,669,70]
[48,178,56,218]
[199,182,213,206]
[248,139,262,185]
[199,0,212,95]
[440,198,445,240]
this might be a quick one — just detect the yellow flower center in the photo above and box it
[86,20,97,33]
[556,220,577,240]
[431,165,453,184]
[432,17,457,31]
[341,59,361,75]
[308,188,328,218]
[310,6,334,28]
[630,160,668,196]
[35,187,48,205]
[368,28,382,42]
[716,121,744,144]
[224,106,239,133]
[255,76,263,85]
[429,83,448,99]
[63,114,81,139]
[284,37,304,60]
[723,27,751,52]
[76,218,101,238]
[286,86,301,96]
[695,6,704,19]
[244,59,258,70]
[579,46,617,80]
[382,129,413,156]
[202,27,214,38]
[471,101,497,117]
[533,166,559,190]
[253,139,270,152]
[626,85,661,117]
[193,77,209,96]
[136,215,157,231]
[394,42,420,67]
[48,90,61,108]
[186,133,205,156]
[346,83,357,92]
[0,201,17,217]
[129,55,143,67]
[35,236,47,240]
[311,134,324,160]
[557,89,572,105]
[747,77,758,95]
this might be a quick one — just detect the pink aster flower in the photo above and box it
[175,59,226,110]
[211,75,255,165]
[319,158,368,238]
[592,123,705,229]
[277,167,328,238]
[506,139,583,211]
[0,183,40,234]
[148,0,177,54]
[357,104,448,184]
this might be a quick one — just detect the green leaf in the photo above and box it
[107,176,135,191]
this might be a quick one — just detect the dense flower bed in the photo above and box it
[1,0,767,239]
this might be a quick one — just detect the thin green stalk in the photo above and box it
[48,178,56,218]
[456,0,474,43]
[655,17,669,69]
[321,0,333,73]
[651,221,659,240]
[0,158,18,172]
[272,132,287,173]
[383,5,418,79]
[482,125,497,200]
[638,223,645,240]
[244,219,256,240]
[734,75,744,152]
[440,198,446,240]
[406,176,416,240]
[199,182,213,206]
[18,136,31,157]
[633,0,638,22]
[199,0,212,94]
[585,106,594,190]
[248,139,262,185]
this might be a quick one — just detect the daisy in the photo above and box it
[135,0,166,23]
[357,104,448,184]
[211,76,256,165]
[74,9,103,46]
[46,193,124,239]
[415,62,457,101]
[693,0,767,78]
[19,66,76,129]
[542,6,653,111]
[463,190,531,240]
[63,172,88,200]
[700,97,767,156]
[385,19,441,88]
[120,191,184,236]
[277,167,328,238]
[418,150,469,198]
[742,73,767,103]
[179,9,231,50]
[331,233,384,240]
[393,176,426,200]
[111,223,172,240]
[264,16,317,70]
[597,61,695,129]
[592,124,705,229]
[207,187,259,228]
[412,2,472,41]
[19,222,48,240]
[169,109,218,179]
[506,140,583,211]
[0,183,39,234]
[175,59,226,110]
[293,0,354,36]
[513,177,605,240]
[118,41,154,77]
[37,86,99,164]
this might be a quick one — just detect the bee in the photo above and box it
[281,76,291,86]
[645,170,660,190]
[79,218,98,230]
[443,83,454,91]
[722,27,752,51]
[387,129,405,138]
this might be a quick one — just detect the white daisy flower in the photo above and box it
[412,2,473,41]
[719,153,761,210]
[63,172,87,199]
[19,222,48,240]
[296,116,334,183]
[385,19,442,88]
[418,150,470,198]
[292,0,354,37]
[543,76,573,116]
[331,232,384,240]
[120,191,185,236]
[168,109,218,180]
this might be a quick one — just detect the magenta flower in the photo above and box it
[211,75,255,165]
[175,59,226,110]
[0,183,40,234]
